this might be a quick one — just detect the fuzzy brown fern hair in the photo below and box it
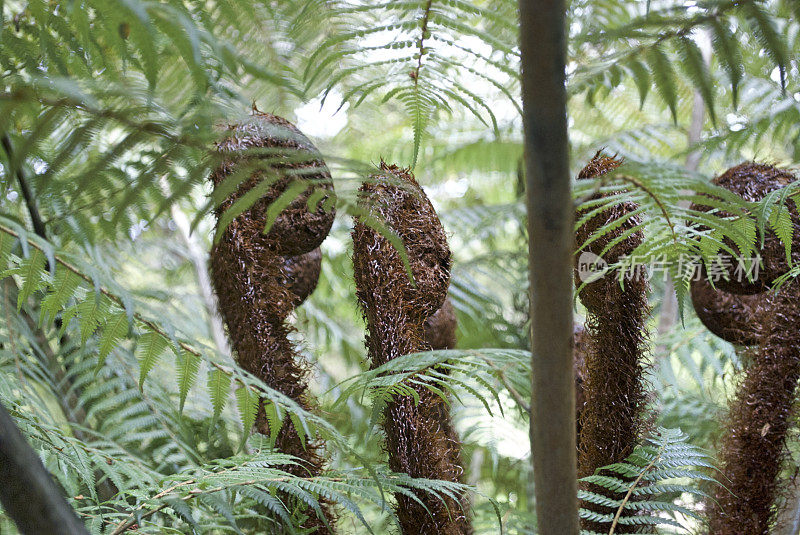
[573,152,651,534]
[208,111,336,532]
[694,163,800,535]
[352,162,471,535]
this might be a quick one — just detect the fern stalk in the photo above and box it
[607,441,663,535]
[352,162,471,534]
[707,282,800,534]
[574,154,651,534]
[208,112,336,532]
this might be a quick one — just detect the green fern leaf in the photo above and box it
[0,231,16,269]
[628,60,650,108]
[263,400,283,449]
[76,294,110,343]
[136,330,169,389]
[176,350,201,413]
[208,368,231,423]
[647,46,678,122]
[96,311,130,369]
[769,202,794,264]
[676,36,715,125]
[709,18,743,108]
[579,427,716,534]
[289,411,307,449]
[235,385,259,451]
[39,268,80,326]
[16,248,46,309]
[745,2,788,89]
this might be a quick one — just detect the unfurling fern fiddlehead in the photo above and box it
[209,111,336,532]
[574,152,651,534]
[690,163,800,535]
[352,162,471,534]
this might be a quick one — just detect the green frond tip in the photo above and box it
[96,311,130,370]
[16,248,46,309]
[579,427,717,534]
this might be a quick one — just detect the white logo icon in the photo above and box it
[577,251,608,283]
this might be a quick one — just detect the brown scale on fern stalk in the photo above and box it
[208,111,336,532]
[699,280,800,535]
[422,296,470,530]
[691,163,800,535]
[574,152,651,534]
[352,162,471,534]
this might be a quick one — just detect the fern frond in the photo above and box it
[579,427,716,535]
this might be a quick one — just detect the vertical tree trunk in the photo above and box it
[518,1,579,533]
[0,403,90,535]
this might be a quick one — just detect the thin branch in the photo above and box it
[109,478,198,535]
[1,134,48,240]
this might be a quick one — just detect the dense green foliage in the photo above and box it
[0,0,799,532]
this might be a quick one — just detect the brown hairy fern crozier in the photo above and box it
[690,274,764,346]
[691,162,800,295]
[208,111,336,532]
[352,162,471,535]
[574,152,651,534]
[694,163,800,535]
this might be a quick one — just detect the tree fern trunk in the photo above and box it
[573,155,651,534]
